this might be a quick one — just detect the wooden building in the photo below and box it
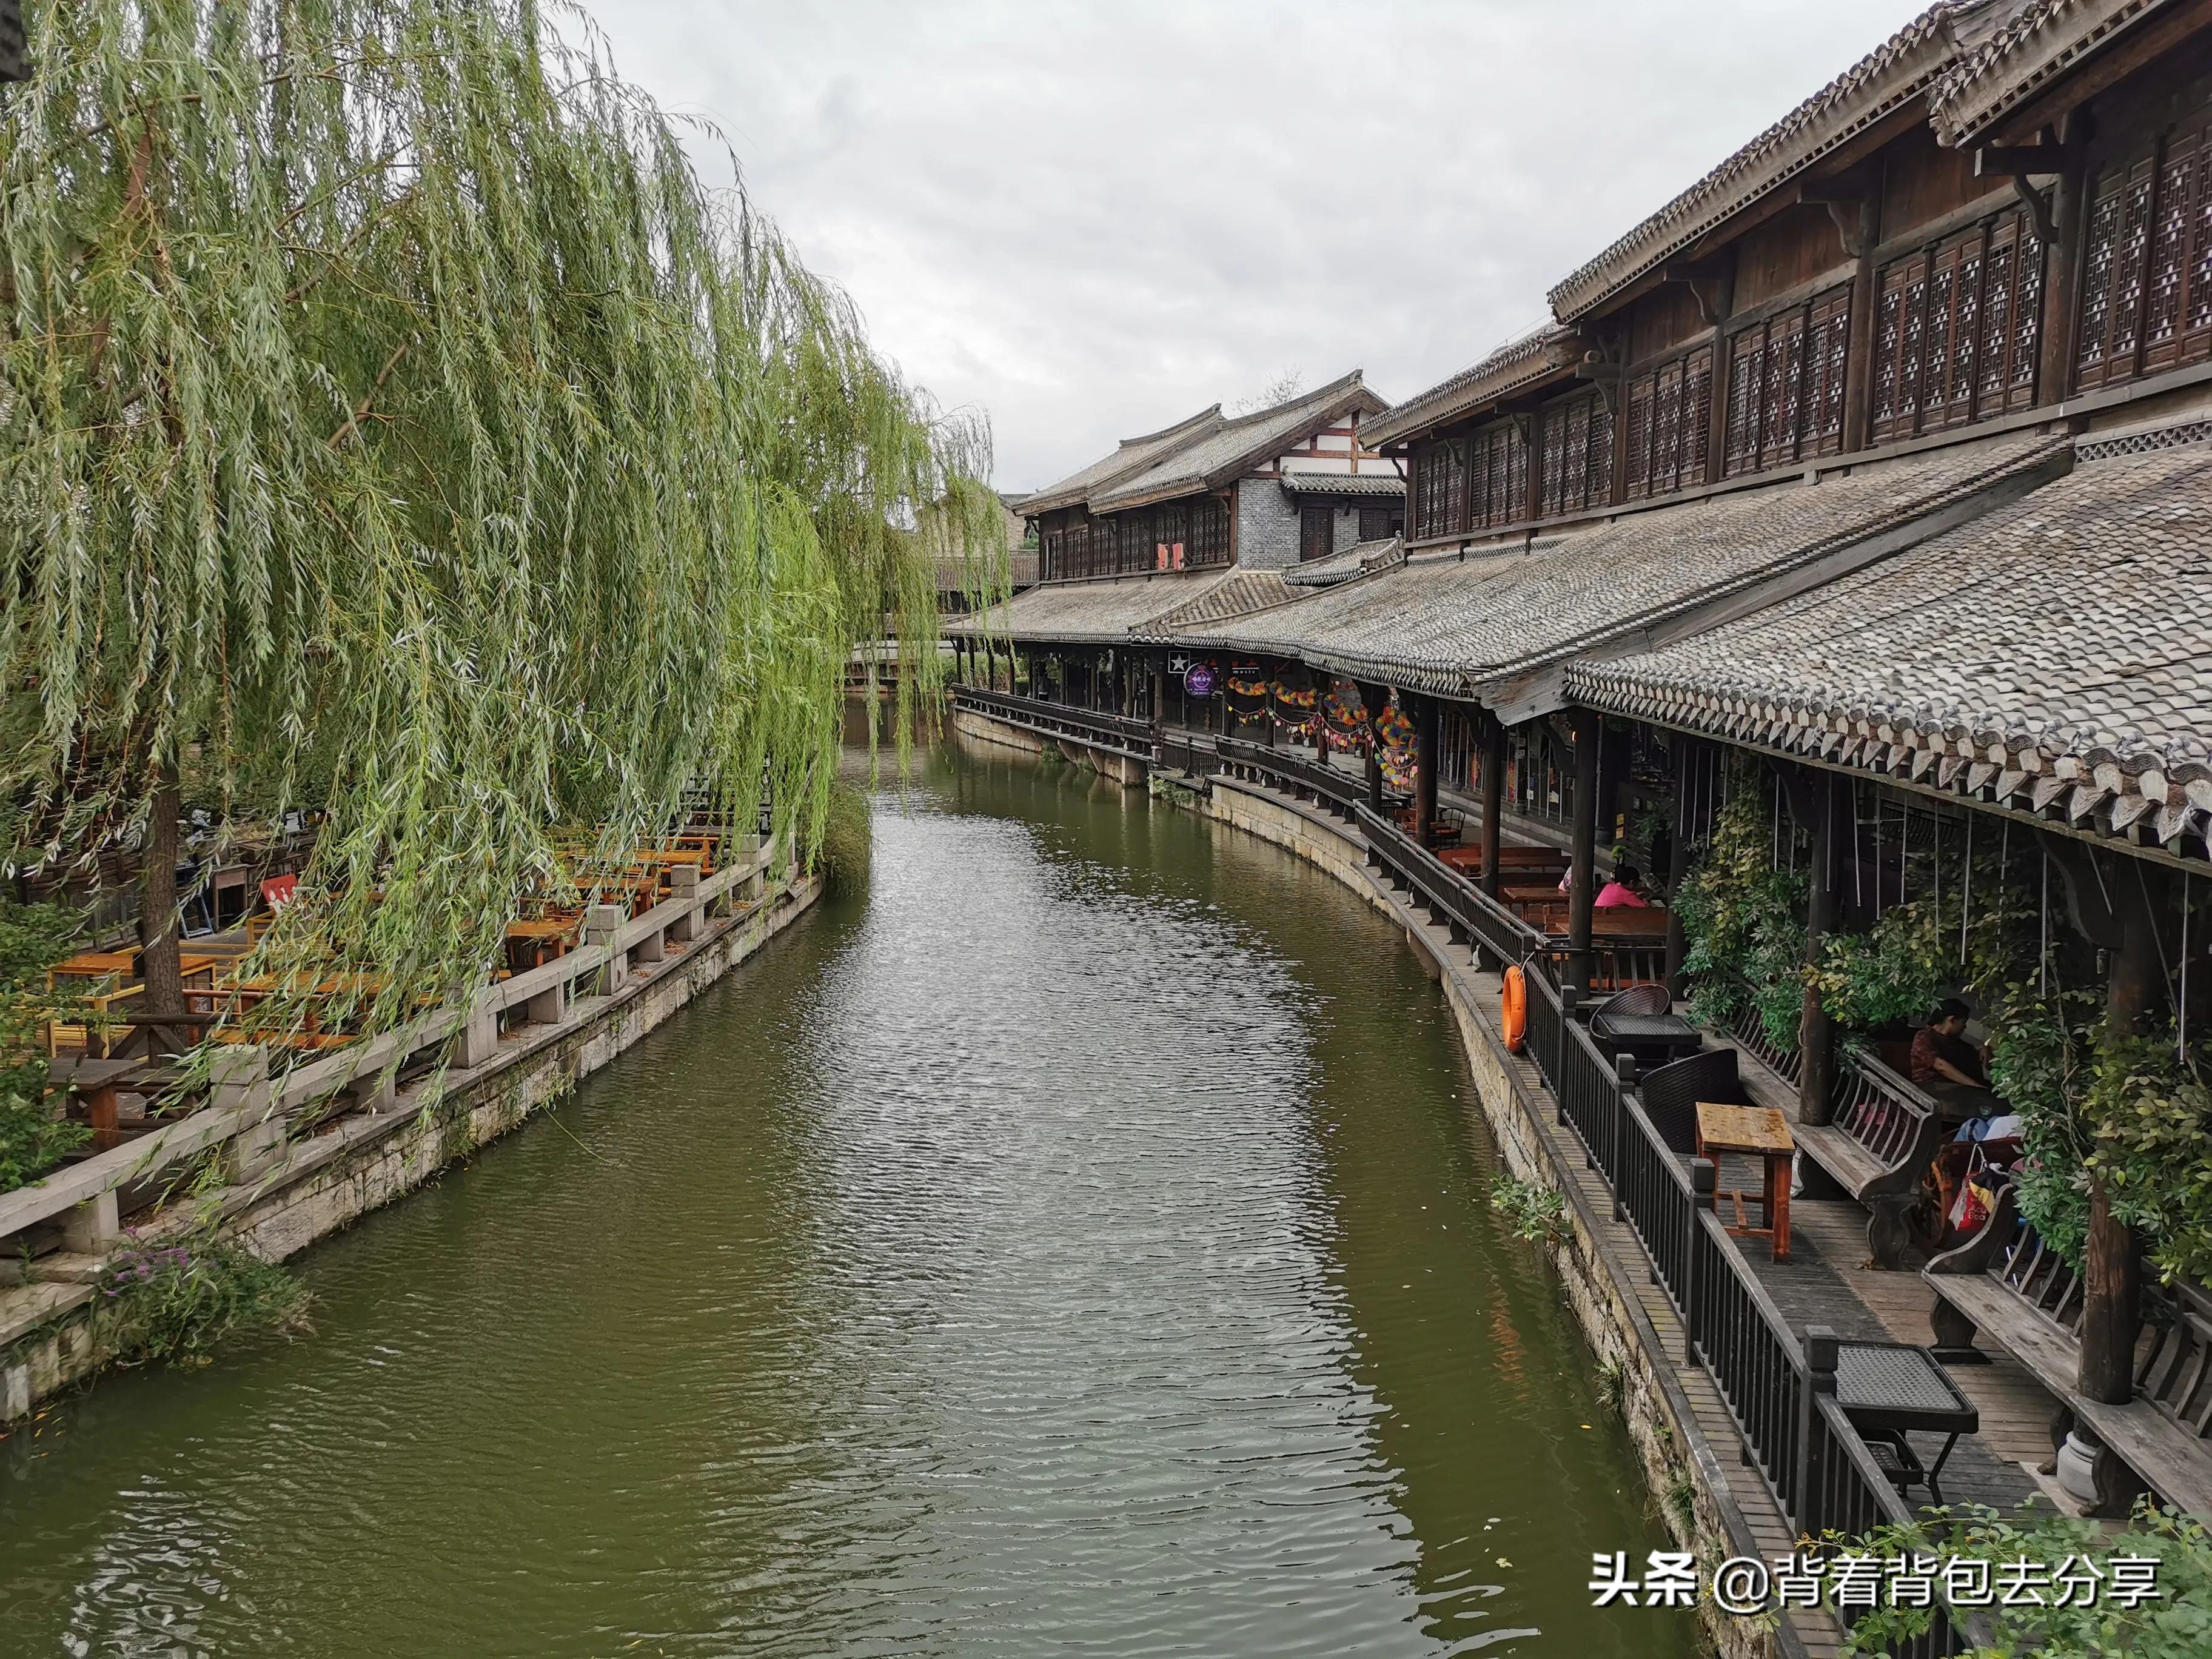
[960,0,2212,1523]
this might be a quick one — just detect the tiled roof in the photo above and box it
[1278,471,1406,497]
[1143,569,1303,632]
[1546,4,1984,322]
[1929,0,2173,145]
[1360,324,1569,449]
[944,568,1282,647]
[1164,432,2072,697]
[1279,537,1406,589]
[1087,372,1386,513]
[1570,431,2212,850]
[1017,406,1224,516]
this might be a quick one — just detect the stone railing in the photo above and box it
[0,837,776,1262]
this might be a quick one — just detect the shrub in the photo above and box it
[1841,1500,2212,1659]
[99,1236,312,1364]
[1490,1171,1567,1243]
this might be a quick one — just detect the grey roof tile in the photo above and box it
[1087,372,1386,513]
[1569,434,2212,842]
[1165,432,2070,695]
[944,567,1291,647]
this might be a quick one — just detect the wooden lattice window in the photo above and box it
[1413,438,1464,539]
[1723,286,1850,477]
[1118,509,1147,571]
[2078,118,2212,392]
[1189,496,1231,568]
[1538,388,1613,518]
[1042,529,1064,581]
[1358,503,1396,541]
[1467,420,1527,529]
[1621,346,1714,501]
[1872,208,2043,441]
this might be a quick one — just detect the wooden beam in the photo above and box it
[1974,0,2212,147]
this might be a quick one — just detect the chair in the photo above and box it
[1594,984,1671,1019]
[1638,1048,1743,1156]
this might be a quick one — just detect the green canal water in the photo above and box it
[2,729,1693,1658]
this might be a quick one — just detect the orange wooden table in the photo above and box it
[1695,1101,1795,1262]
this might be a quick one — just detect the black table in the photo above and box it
[1589,1010,1704,1064]
[1832,1341,1979,1503]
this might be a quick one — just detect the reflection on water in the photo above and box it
[1,722,1690,1658]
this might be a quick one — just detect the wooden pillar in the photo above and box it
[1357,682,1390,813]
[1842,200,1879,453]
[2083,860,2159,1404]
[1568,706,1599,991]
[136,759,186,1055]
[1413,692,1439,847]
[1797,768,1846,1127]
[1480,711,1506,900]
[2039,112,2093,404]
[1664,743,1692,991]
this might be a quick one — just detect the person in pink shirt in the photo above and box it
[1594,862,1649,908]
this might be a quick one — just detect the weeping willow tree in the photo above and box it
[0,0,1002,1050]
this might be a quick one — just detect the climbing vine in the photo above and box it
[1675,769,1806,1053]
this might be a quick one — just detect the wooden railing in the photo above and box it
[952,685,1154,757]
[1215,736,1367,818]
[1352,801,1546,973]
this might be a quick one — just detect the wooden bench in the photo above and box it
[1925,1185,2212,1517]
[1795,1053,1948,1270]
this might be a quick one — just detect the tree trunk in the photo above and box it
[136,758,187,1055]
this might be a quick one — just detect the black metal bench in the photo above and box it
[1925,1185,2212,1516]
[1795,1053,1948,1270]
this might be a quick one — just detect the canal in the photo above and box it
[2,728,1691,1658]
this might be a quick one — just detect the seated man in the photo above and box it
[1594,862,1649,909]
[1909,997,2004,1125]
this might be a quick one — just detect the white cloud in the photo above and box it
[588,1,1931,491]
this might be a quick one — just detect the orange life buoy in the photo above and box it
[1501,964,1528,1053]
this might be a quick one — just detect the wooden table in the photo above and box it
[1591,907,1672,940]
[505,917,578,972]
[1695,1100,1796,1261]
[49,951,220,988]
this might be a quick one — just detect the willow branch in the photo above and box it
[328,336,415,449]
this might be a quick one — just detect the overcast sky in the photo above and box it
[592,2,1930,492]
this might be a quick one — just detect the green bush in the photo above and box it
[0,899,90,1193]
[1842,1500,2212,1659]
[99,1237,312,1364]
[1489,1171,1567,1243]
[1809,903,1945,1036]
